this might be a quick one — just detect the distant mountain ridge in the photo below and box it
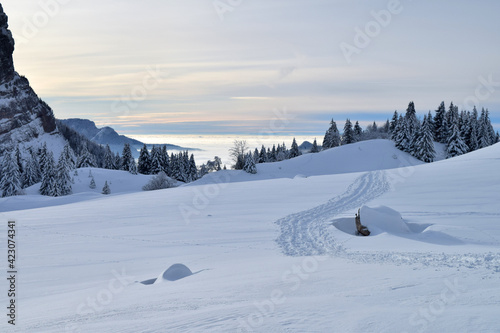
[60,118,142,147]
[60,118,197,157]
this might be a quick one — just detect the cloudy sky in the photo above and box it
[3,0,500,135]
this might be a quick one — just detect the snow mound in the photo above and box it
[332,205,412,236]
[155,263,193,283]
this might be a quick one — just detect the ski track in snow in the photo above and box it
[275,170,500,272]
[275,170,390,257]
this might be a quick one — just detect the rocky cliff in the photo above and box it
[0,4,58,148]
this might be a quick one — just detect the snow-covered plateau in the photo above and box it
[1,139,499,333]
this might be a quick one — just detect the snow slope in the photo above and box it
[192,139,425,185]
[0,141,499,333]
[0,168,157,213]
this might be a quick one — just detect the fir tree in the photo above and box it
[189,154,197,182]
[354,121,363,141]
[40,152,57,196]
[120,143,134,172]
[342,119,355,145]
[322,119,340,149]
[289,138,301,158]
[62,143,77,170]
[389,111,398,133]
[259,145,267,163]
[150,145,163,175]
[415,115,436,163]
[310,138,320,153]
[138,144,151,175]
[55,153,72,196]
[21,149,41,188]
[243,153,257,174]
[89,176,96,189]
[1,151,24,197]
[433,101,446,143]
[103,144,115,170]
[15,146,23,175]
[102,181,111,195]
[77,144,97,168]
[446,124,468,158]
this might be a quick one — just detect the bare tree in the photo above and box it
[229,140,249,170]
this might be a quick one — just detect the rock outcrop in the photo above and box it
[0,4,57,147]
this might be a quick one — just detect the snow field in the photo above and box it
[0,140,499,332]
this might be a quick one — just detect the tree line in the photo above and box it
[321,101,498,162]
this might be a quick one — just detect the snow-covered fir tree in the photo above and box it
[138,144,151,175]
[1,150,24,197]
[55,153,72,196]
[150,145,163,175]
[120,143,135,173]
[310,138,320,153]
[89,176,96,189]
[21,149,41,188]
[14,146,23,175]
[243,153,257,174]
[77,144,97,168]
[289,138,301,158]
[353,121,363,141]
[322,119,341,149]
[62,143,77,170]
[415,115,436,163]
[433,101,446,143]
[342,119,355,145]
[389,111,398,133]
[446,123,468,158]
[102,181,111,195]
[103,144,115,170]
[188,154,197,182]
[39,151,57,196]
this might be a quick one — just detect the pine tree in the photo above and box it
[161,145,171,176]
[415,115,436,163]
[114,152,122,170]
[342,119,355,145]
[253,148,260,163]
[394,115,410,152]
[150,145,162,175]
[354,121,363,141]
[1,151,24,197]
[102,181,111,195]
[103,144,115,170]
[322,119,341,149]
[389,111,398,133]
[138,144,151,175]
[189,154,197,182]
[89,176,96,189]
[259,145,267,163]
[433,101,446,143]
[120,143,134,173]
[14,146,23,175]
[446,124,468,158]
[40,152,57,196]
[21,149,41,188]
[310,138,319,153]
[62,143,77,170]
[55,153,72,196]
[243,153,257,174]
[289,138,301,158]
[77,144,97,168]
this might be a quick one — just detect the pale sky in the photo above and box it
[3,0,500,135]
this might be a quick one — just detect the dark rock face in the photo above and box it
[0,4,15,84]
[0,5,57,146]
